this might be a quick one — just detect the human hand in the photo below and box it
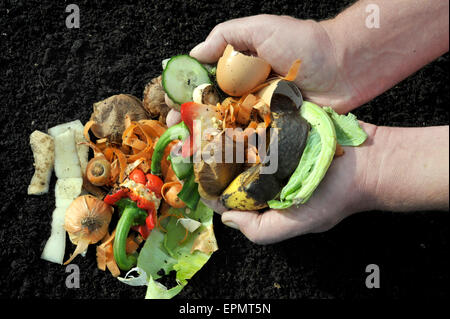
[190,14,359,113]
[202,123,378,244]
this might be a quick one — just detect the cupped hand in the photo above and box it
[202,123,377,244]
[190,14,359,113]
[190,15,377,244]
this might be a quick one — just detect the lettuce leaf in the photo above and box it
[133,200,217,299]
[323,107,367,146]
[145,274,185,299]
[268,128,322,209]
[269,102,367,210]
[280,127,321,201]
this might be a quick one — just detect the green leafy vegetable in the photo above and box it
[134,200,217,299]
[278,127,321,201]
[169,154,193,180]
[286,101,336,204]
[145,275,185,299]
[266,199,294,209]
[323,107,367,146]
[268,102,368,210]
[177,173,200,210]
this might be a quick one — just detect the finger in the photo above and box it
[189,17,257,64]
[221,208,309,245]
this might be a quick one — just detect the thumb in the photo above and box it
[189,40,227,64]
[189,17,257,64]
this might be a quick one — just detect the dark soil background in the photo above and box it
[0,0,448,299]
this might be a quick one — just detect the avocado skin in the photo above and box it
[266,93,310,181]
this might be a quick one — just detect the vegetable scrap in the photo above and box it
[28,130,54,195]
[64,195,113,265]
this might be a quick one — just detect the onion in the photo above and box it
[63,195,113,265]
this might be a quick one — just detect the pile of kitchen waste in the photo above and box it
[28,45,367,299]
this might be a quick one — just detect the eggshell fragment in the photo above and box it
[216,44,271,97]
[177,218,202,233]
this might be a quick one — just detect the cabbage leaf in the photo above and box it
[323,107,367,146]
[132,200,217,299]
[268,102,367,209]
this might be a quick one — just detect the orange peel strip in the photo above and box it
[161,181,185,208]
[139,119,167,138]
[104,147,127,182]
[83,120,96,143]
[179,228,189,245]
[283,59,301,82]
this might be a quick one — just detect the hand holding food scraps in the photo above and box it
[152,45,368,248]
[185,16,374,244]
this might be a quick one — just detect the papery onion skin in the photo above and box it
[63,195,113,265]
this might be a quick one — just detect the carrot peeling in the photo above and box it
[283,59,301,82]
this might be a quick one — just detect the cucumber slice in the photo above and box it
[162,55,212,105]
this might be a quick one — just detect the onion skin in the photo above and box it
[63,195,113,265]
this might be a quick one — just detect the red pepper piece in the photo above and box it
[132,224,151,240]
[145,174,164,197]
[104,188,129,205]
[128,192,156,213]
[180,101,218,158]
[146,213,155,230]
[129,168,147,185]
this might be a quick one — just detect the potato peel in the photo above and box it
[28,130,55,195]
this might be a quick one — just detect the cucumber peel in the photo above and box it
[162,55,212,105]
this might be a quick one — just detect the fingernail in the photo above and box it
[223,220,240,230]
[190,42,205,56]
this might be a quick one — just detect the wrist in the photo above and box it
[357,125,450,212]
[345,122,382,213]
